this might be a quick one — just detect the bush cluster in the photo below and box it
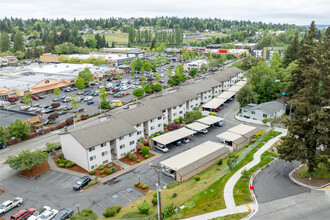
[217,158,223,165]
[152,193,158,206]
[103,206,121,218]
[194,175,200,181]
[56,158,75,168]
[145,155,149,159]
[97,164,105,170]
[137,202,150,215]
[89,170,96,175]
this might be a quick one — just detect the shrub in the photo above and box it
[134,182,140,186]
[209,112,217,116]
[103,206,121,218]
[154,133,160,137]
[217,158,223,165]
[111,167,116,172]
[61,159,68,164]
[256,130,265,137]
[152,196,158,206]
[227,158,236,166]
[137,202,150,215]
[174,118,180,124]
[162,203,176,218]
[145,155,149,159]
[139,150,142,154]
[167,123,181,131]
[144,140,149,146]
[57,153,64,159]
[51,102,61,108]
[105,169,112,175]
[65,162,75,168]
[142,184,148,189]
[107,163,113,168]
[141,146,149,156]
[125,152,131,158]
[172,193,177,198]
[137,159,141,163]
[251,138,257,143]
[87,209,93,214]
[89,170,96,175]
[48,113,59,120]
[65,118,74,126]
[56,159,61,163]
[59,163,65,167]
[149,135,154,139]
[100,170,104,174]
[194,176,200,181]
[138,183,143,188]
[129,153,137,160]
[97,164,105,170]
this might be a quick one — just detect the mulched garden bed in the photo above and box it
[119,152,155,166]
[292,164,330,187]
[19,161,50,179]
[52,156,123,178]
[134,185,150,193]
[0,189,6,196]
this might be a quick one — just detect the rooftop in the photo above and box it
[69,118,137,149]
[217,131,247,145]
[152,127,195,145]
[228,124,259,138]
[0,108,39,127]
[241,101,286,115]
[197,115,224,125]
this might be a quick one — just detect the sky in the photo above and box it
[0,0,329,25]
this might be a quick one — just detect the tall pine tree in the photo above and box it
[282,32,299,68]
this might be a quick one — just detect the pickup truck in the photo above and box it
[0,197,24,216]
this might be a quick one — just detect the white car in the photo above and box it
[36,209,58,220]
[199,129,208,134]
[83,96,93,102]
[20,106,29,110]
[28,206,51,220]
[0,197,23,216]
[120,85,129,91]
[155,144,169,153]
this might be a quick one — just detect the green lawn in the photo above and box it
[298,164,330,181]
[210,212,249,220]
[104,33,128,45]
[70,209,97,220]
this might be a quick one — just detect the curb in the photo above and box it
[79,155,161,192]
[288,164,326,191]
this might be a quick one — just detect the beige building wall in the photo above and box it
[40,53,59,63]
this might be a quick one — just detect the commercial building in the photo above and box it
[0,108,42,131]
[239,101,286,122]
[40,53,59,63]
[0,56,18,66]
[160,141,228,182]
[60,118,137,171]
[184,60,208,71]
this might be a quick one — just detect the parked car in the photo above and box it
[35,209,58,220]
[43,120,50,125]
[64,106,72,111]
[181,137,189,144]
[77,91,84,95]
[59,111,67,115]
[20,106,30,111]
[76,108,84,112]
[0,197,24,216]
[27,206,51,220]
[123,105,129,109]
[155,144,169,153]
[11,208,36,220]
[45,109,55,114]
[73,176,91,191]
[0,142,7,150]
[38,96,45,99]
[32,97,39,101]
[199,129,208,134]
[52,208,74,220]
[174,140,182,146]
[87,101,94,105]
[53,98,61,102]
[83,96,93,102]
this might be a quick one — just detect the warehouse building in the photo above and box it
[160,141,228,182]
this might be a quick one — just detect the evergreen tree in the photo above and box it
[13,31,24,52]
[277,25,330,172]
[0,31,11,52]
[282,32,299,68]
[111,41,115,48]
[150,38,156,49]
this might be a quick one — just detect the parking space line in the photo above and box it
[46,173,65,184]
[55,175,72,185]
[152,177,167,186]
[119,191,132,202]
[39,171,58,181]
[63,177,79,187]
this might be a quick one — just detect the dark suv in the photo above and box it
[52,208,74,220]
[73,176,91,191]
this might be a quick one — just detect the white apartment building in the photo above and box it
[60,118,137,171]
[186,79,222,103]
[239,101,286,122]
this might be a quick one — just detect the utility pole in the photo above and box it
[150,163,162,220]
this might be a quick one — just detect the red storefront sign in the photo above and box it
[219,49,228,54]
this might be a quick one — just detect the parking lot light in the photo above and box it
[76,203,80,213]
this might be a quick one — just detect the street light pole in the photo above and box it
[150,163,162,220]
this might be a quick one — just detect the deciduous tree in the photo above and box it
[4,149,48,171]
[7,119,30,138]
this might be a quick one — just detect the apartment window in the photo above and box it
[103,160,108,164]
[162,110,166,113]
[131,149,136,153]
[120,144,125,149]
[129,132,134,137]
[101,151,108,156]
[179,104,182,107]
[101,143,106,147]
[263,114,268,118]
[209,95,211,98]
[119,136,124,141]
[163,116,166,120]
[195,103,198,106]
[251,111,255,115]
[150,119,155,123]
[158,117,162,120]
[158,124,162,128]
[91,165,97,170]
[90,155,96,161]
[173,113,177,116]
[89,147,95,152]
[179,111,183,114]
[191,105,194,108]
[129,140,135,145]
[151,126,155,130]
[173,106,177,110]
[137,131,142,135]
[136,123,141,127]
[120,153,125,157]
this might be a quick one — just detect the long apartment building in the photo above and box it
[60,67,244,171]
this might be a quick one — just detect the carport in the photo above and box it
[217,91,236,100]
[228,85,243,93]
[152,127,195,146]
[236,81,246,86]
[160,141,228,182]
[186,122,209,132]
[216,131,247,151]
[197,115,224,126]
[201,98,226,111]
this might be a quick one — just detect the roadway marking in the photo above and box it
[46,173,64,184]
[246,204,252,211]
[63,177,80,187]
[55,175,72,185]
[119,191,132,202]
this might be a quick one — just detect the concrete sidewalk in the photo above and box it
[224,127,287,208]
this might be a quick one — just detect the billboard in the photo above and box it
[218,49,228,54]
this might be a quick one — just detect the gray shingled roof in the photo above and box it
[142,90,198,111]
[185,79,222,94]
[214,67,243,78]
[112,105,163,126]
[242,101,285,115]
[69,118,137,149]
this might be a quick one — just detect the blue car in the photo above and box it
[87,101,94,105]
[115,83,120,87]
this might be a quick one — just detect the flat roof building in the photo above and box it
[0,108,41,130]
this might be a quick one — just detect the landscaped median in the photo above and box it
[102,129,282,219]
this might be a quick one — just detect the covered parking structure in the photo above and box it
[217,91,236,101]
[186,122,209,132]
[152,127,195,146]
[216,131,247,151]
[197,115,224,126]
[160,141,228,182]
[201,98,226,112]
[228,85,243,93]
[236,81,246,86]
[228,124,259,139]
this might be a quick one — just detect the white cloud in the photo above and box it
[0,0,329,25]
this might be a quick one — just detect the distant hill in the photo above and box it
[300,24,329,30]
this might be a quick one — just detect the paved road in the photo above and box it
[252,160,330,220]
